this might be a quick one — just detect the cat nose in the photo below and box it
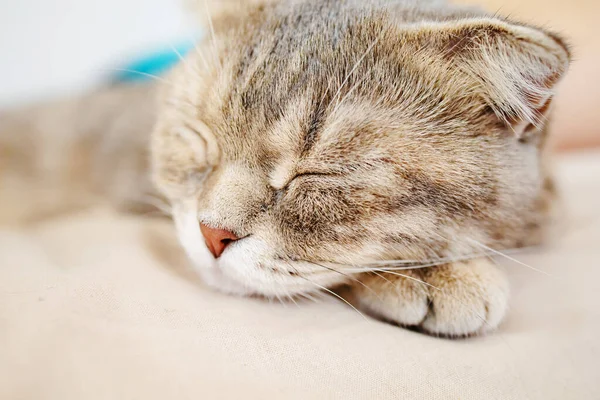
[199,223,240,258]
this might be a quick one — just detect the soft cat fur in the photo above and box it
[0,0,570,337]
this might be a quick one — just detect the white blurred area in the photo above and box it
[0,0,197,108]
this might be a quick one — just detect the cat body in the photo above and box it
[0,0,570,336]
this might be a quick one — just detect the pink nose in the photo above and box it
[200,224,239,258]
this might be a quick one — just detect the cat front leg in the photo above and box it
[352,259,509,337]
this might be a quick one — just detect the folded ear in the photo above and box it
[421,18,571,137]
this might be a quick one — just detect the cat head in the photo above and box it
[151,0,570,297]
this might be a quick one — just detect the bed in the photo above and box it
[1,151,598,399]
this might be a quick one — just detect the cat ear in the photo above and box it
[424,18,571,137]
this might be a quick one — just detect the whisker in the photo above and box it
[467,239,552,277]
[273,292,288,308]
[285,293,301,308]
[345,259,459,274]
[316,79,333,112]
[368,269,440,291]
[351,257,479,274]
[202,0,222,69]
[299,292,320,303]
[331,33,383,107]
[362,254,481,267]
[97,68,174,85]
[168,42,187,65]
[185,33,211,72]
[168,42,200,75]
[332,74,368,114]
[284,261,367,321]
[307,260,385,303]
[371,270,394,285]
[361,259,430,266]
[355,246,539,270]
[314,283,368,321]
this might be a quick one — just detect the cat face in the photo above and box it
[151,1,569,297]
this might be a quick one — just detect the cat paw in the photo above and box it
[353,259,509,337]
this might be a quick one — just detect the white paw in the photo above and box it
[355,259,509,337]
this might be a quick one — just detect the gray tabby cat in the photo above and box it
[0,0,570,336]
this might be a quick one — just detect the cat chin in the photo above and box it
[185,237,346,298]
[193,266,255,297]
[189,256,316,299]
[197,237,345,298]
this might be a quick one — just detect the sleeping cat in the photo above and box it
[0,0,570,337]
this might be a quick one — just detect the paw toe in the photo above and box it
[420,296,489,337]
[355,274,429,326]
[419,262,510,337]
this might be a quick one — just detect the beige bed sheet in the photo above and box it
[1,152,599,400]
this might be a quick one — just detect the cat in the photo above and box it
[0,0,570,337]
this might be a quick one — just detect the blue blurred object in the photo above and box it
[113,41,195,83]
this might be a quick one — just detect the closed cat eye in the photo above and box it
[292,171,336,179]
[283,171,338,188]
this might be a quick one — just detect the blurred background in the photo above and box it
[0,0,198,107]
[0,0,598,151]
